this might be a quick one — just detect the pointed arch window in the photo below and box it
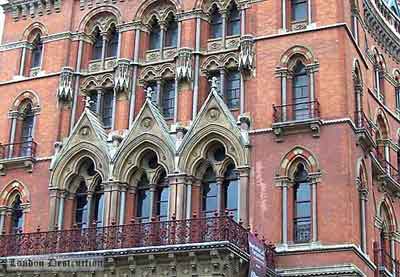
[293,163,311,243]
[92,183,104,227]
[11,195,24,233]
[165,15,178,48]
[31,35,43,69]
[155,172,169,221]
[202,167,218,218]
[92,30,103,60]
[210,7,223,39]
[227,4,241,36]
[150,20,162,50]
[161,79,175,119]
[292,62,310,120]
[102,89,113,128]
[107,27,119,58]
[20,103,34,157]
[225,70,241,109]
[75,182,89,229]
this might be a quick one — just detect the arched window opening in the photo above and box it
[210,7,223,39]
[92,29,103,60]
[92,182,104,227]
[102,89,114,128]
[380,205,392,256]
[20,103,34,157]
[165,15,178,48]
[106,27,118,58]
[223,164,239,220]
[11,195,24,234]
[161,79,175,119]
[292,61,309,120]
[291,0,308,23]
[155,171,169,221]
[202,167,218,218]
[75,181,89,229]
[227,3,240,36]
[293,163,311,243]
[31,35,43,69]
[149,19,161,50]
[137,174,151,223]
[225,69,241,109]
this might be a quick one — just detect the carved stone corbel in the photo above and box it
[114,59,132,93]
[57,67,74,102]
[239,34,255,73]
[176,48,193,82]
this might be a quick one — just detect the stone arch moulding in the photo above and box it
[178,127,249,176]
[279,45,316,68]
[278,146,320,177]
[134,0,183,22]
[50,144,110,192]
[352,59,363,84]
[0,180,30,207]
[377,198,397,231]
[78,5,122,33]
[113,137,175,184]
[11,90,41,113]
[374,108,391,138]
[22,22,48,41]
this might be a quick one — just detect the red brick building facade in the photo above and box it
[0,0,399,276]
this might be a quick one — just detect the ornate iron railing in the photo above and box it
[273,100,320,123]
[373,0,400,38]
[374,148,400,182]
[0,215,275,269]
[374,242,400,276]
[0,140,37,160]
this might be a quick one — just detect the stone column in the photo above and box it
[237,167,249,225]
[117,29,122,59]
[96,88,103,114]
[57,191,66,229]
[281,70,288,121]
[149,184,156,220]
[8,111,18,159]
[307,0,312,25]
[70,37,84,132]
[156,79,162,106]
[0,208,6,234]
[86,192,93,227]
[129,29,141,126]
[177,20,182,48]
[160,24,166,59]
[192,17,201,118]
[359,185,368,253]
[221,12,227,48]
[311,181,317,242]
[101,33,108,69]
[240,8,246,34]
[282,183,288,245]
[119,185,127,225]
[281,0,287,31]
[216,177,224,213]
[173,77,179,122]
[48,189,59,229]
[186,179,193,219]
[168,174,187,220]
[19,45,27,76]
[219,68,226,97]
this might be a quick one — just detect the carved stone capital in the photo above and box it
[57,67,74,102]
[114,59,132,93]
[239,34,255,72]
[176,48,193,82]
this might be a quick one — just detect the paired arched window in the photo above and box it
[31,35,43,69]
[107,27,119,58]
[10,195,24,234]
[227,4,240,36]
[91,26,119,61]
[292,61,310,120]
[293,163,311,243]
[149,19,162,50]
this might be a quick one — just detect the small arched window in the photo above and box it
[11,195,24,234]
[227,4,240,36]
[225,70,241,109]
[107,27,119,58]
[292,61,309,120]
[155,171,169,221]
[137,174,151,223]
[291,0,308,22]
[31,35,43,69]
[293,163,311,243]
[92,30,103,60]
[165,15,178,48]
[75,181,89,229]
[223,164,239,220]
[149,20,161,50]
[210,7,223,39]
[202,167,218,217]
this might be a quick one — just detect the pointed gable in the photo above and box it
[50,108,109,170]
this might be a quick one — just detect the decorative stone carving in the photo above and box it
[176,48,193,82]
[57,67,74,102]
[239,35,255,72]
[208,40,223,51]
[114,59,132,93]
[146,50,161,62]
[4,0,62,21]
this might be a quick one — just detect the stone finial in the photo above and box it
[176,48,193,82]
[85,95,94,110]
[114,59,132,93]
[210,76,220,95]
[146,86,154,100]
[57,67,74,102]
[239,35,255,72]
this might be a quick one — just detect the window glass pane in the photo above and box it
[75,194,88,228]
[107,31,118,58]
[165,20,178,47]
[137,189,150,222]
[296,182,311,201]
[162,80,175,118]
[396,87,400,109]
[210,10,223,39]
[150,25,161,50]
[295,202,311,218]
[202,181,218,217]
[102,91,113,128]
[11,196,24,233]
[227,7,240,36]
[92,33,103,60]
[292,0,307,22]
[93,189,104,227]
[157,187,169,221]
[226,71,240,109]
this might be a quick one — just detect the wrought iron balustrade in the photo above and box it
[273,100,320,123]
[374,242,400,276]
[0,141,37,160]
[0,215,275,269]
[373,148,400,182]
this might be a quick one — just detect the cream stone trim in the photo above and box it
[277,264,366,276]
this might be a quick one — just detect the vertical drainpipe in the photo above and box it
[70,38,83,133]
[192,17,201,118]
[129,28,141,127]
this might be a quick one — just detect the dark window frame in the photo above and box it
[11,195,24,234]
[106,29,119,58]
[92,31,103,61]
[291,0,308,23]
[31,36,43,69]
[227,5,241,36]
[225,69,241,109]
[161,79,175,119]
[165,17,178,48]
[210,7,223,39]
[149,21,162,50]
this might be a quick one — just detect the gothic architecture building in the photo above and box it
[0,0,399,276]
